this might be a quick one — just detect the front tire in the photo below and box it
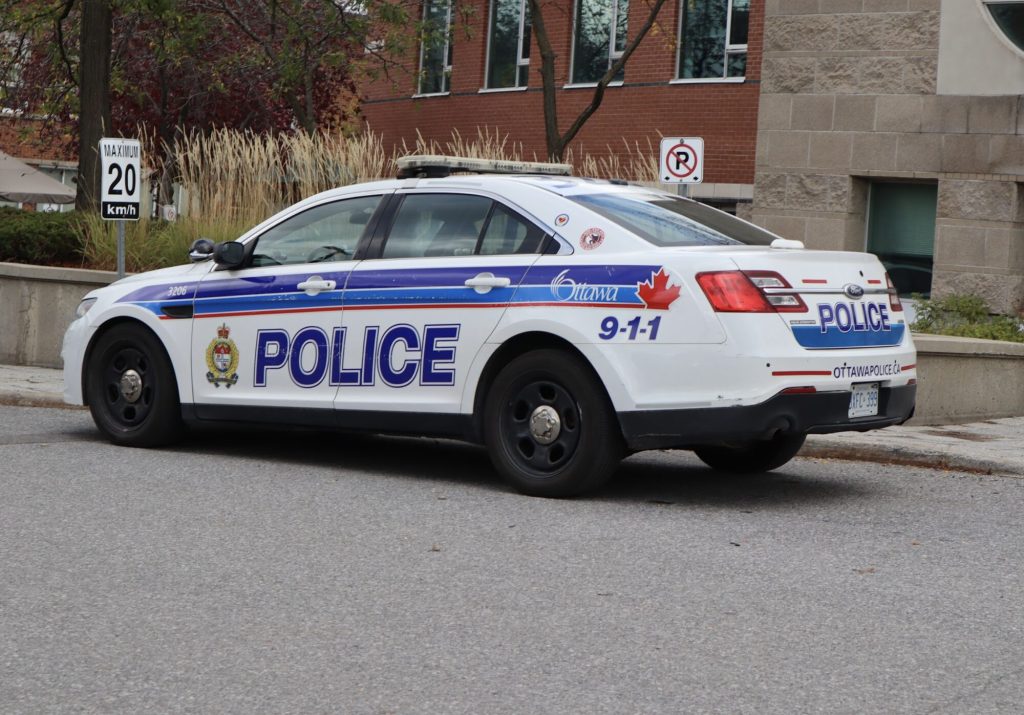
[85,323,184,447]
[694,432,806,473]
[484,350,623,498]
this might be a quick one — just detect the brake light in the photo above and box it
[696,270,807,313]
[696,271,773,312]
[885,273,903,312]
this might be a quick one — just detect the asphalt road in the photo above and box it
[2,406,1023,714]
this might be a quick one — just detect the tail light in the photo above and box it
[885,273,903,312]
[696,270,808,313]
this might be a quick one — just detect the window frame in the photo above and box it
[416,0,453,97]
[484,0,532,90]
[674,0,749,84]
[569,0,630,87]
[979,0,1024,58]
[371,190,552,260]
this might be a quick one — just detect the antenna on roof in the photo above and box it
[396,155,573,179]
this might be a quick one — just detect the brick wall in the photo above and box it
[360,0,764,186]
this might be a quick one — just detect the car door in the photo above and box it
[190,192,386,419]
[336,191,548,416]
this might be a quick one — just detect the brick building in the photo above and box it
[361,0,764,208]
[751,0,1024,313]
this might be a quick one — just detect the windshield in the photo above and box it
[569,191,776,247]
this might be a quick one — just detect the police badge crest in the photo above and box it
[205,323,239,387]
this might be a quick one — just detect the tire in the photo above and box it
[694,432,807,474]
[483,349,623,498]
[85,323,185,447]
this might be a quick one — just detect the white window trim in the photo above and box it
[411,91,452,98]
[569,0,630,86]
[668,76,745,85]
[978,0,1024,59]
[562,81,625,89]
[484,0,531,90]
[675,0,749,81]
[418,0,453,96]
[477,86,529,94]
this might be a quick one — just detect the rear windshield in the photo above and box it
[569,191,776,247]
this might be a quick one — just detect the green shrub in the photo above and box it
[911,293,1024,343]
[0,207,84,265]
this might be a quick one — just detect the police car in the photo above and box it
[63,156,916,497]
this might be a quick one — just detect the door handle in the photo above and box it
[297,276,337,295]
[465,272,511,294]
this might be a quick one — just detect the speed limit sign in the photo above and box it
[100,138,142,221]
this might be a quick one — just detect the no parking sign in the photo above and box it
[659,137,704,184]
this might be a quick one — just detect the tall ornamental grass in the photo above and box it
[80,128,659,272]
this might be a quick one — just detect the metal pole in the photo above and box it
[676,183,690,199]
[117,220,125,278]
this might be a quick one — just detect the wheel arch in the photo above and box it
[469,331,622,443]
[81,317,175,406]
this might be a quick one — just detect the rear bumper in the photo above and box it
[619,384,916,451]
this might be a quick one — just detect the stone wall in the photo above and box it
[0,263,117,368]
[754,0,1024,313]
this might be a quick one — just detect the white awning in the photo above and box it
[0,150,76,204]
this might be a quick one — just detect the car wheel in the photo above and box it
[694,433,807,473]
[484,349,623,498]
[85,323,185,447]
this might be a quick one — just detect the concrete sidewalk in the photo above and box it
[1,363,1021,477]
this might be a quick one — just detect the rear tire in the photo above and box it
[85,323,185,447]
[484,350,623,498]
[694,433,806,473]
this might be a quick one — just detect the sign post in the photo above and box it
[99,138,142,278]
[659,137,705,198]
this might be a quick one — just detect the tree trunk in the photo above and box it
[76,0,113,213]
[528,0,562,160]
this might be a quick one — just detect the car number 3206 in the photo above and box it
[848,382,880,418]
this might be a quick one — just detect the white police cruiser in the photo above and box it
[63,156,916,497]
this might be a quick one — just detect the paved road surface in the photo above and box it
[2,406,1023,713]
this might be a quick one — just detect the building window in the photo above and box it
[677,0,748,80]
[571,0,629,85]
[486,0,531,88]
[418,0,452,95]
[983,1,1024,53]
[866,182,937,298]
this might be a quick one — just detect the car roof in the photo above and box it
[312,174,661,203]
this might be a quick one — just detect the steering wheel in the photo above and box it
[307,245,352,263]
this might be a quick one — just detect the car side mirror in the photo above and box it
[213,241,246,269]
[188,238,215,262]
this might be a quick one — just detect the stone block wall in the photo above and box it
[753,0,1024,313]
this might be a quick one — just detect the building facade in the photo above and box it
[361,0,765,207]
[750,0,1024,313]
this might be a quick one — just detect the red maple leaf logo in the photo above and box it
[637,268,681,310]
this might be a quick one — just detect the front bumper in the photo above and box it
[619,384,916,451]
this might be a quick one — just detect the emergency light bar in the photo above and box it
[396,155,573,179]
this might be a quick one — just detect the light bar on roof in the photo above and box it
[396,154,573,178]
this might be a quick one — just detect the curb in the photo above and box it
[0,391,78,409]
[801,443,1014,477]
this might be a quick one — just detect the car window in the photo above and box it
[249,195,382,267]
[383,194,493,259]
[569,191,775,247]
[479,203,545,255]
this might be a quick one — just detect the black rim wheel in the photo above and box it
[499,378,581,477]
[100,345,155,428]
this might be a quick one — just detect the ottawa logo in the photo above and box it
[636,268,681,310]
[205,323,239,387]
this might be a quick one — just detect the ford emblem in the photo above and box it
[844,283,865,299]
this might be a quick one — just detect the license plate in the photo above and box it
[848,383,879,418]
